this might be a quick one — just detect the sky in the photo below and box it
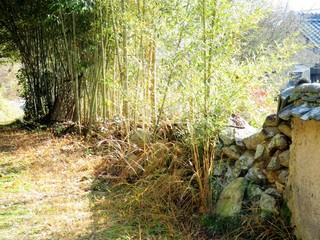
[272,0,320,11]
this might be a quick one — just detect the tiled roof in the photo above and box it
[300,13,320,47]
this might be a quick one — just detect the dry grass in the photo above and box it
[0,124,209,239]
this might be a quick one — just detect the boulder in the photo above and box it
[215,177,248,217]
[243,132,268,150]
[234,126,259,147]
[222,145,244,160]
[247,183,264,201]
[219,128,235,145]
[130,128,152,148]
[278,122,292,138]
[245,166,266,184]
[259,192,278,218]
[267,151,281,171]
[232,150,255,178]
[279,150,290,167]
[267,134,289,154]
[254,142,269,162]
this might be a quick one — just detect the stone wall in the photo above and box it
[214,82,320,240]
[214,114,291,218]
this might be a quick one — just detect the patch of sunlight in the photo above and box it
[0,98,24,125]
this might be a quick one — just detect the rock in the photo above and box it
[267,151,281,171]
[267,134,289,154]
[278,170,289,184]
[265,188,281,198]
[278,122,292,138]
[245,167,266,184]
[263,114,278,127]
[262,127,281,138]
[222,145,244,160]
[130,128,152,148]
[247,183,263,201]
[294,82,320,93]
[254,142,269,162]
[234,126,259,147]
[219,128,235,145]
[279,150,290,167]
[215,177,248,217]
[243,132,267,150]
[233,150,255,178]
[259,192,278,218]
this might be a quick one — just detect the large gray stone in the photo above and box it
[215,177,248,217]
[247,184,264,202]
[254,142,269,162]
[259,192,278,218]
[244,132,267,150]
[234,126,259,147]
[279,149,290,167]
[222,145,244,160]
[232,150,255,178]
[267,134,289,154]
[219,128,235,145]
[267,151,281,171]
[245,166,266,184]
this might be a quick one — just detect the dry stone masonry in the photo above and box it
[214,81,320,240]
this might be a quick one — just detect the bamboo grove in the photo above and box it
[0,0,299,128]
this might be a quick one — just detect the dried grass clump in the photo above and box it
[92,121,206,238]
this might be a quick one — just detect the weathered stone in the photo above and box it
[130,128,152,148]
[247,184,263,201]
[263,114,278,127]
[245,167,266,184]
[215,177,248,217]
[267,151,281,171]
[300,106,320,121]
[222,145,244,160]
[219,128,235,145]
[278,170,289,184]
[279,150,290,167]
[254,142,269,162]
[265,188,281,198]
[262,127,281,138]
[243,132,267,150]
[278,122,292,138]
[267,134,289,154]
[232,150,255,179]
[234,126,259,147]
[259,192,278,218]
